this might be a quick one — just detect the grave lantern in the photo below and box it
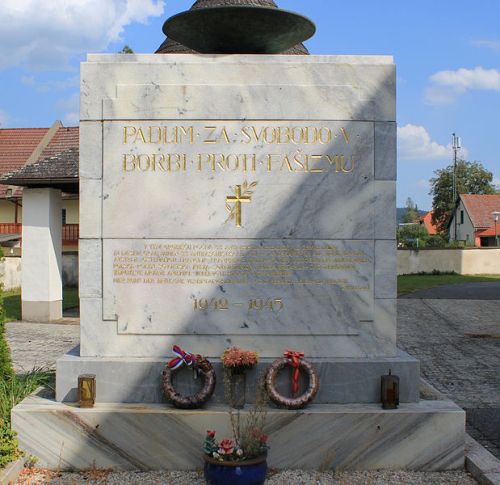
[381,369,399,409]
[78,374,96,408]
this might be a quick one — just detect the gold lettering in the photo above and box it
[123,126,136,144]
[308,154,324,173]
[280,155,294,172]
[204,126,217,144]
[341,155,356,173]
[325,154,340,172]
[341,127,353,145]
[204,126,231,144]
[267,153,280,172]
[122,154,136,171]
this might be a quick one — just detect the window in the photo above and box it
[460,210,464,225]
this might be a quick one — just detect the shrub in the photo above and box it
[0,425,18,468]
[425,235,447,248]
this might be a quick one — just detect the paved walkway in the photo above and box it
[5,321,79,374]
[398,298,500,459]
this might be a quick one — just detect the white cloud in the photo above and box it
[21,75,35,86]
[21,74,79,92]
[397,124,468,161]
[56,93,80,126]
[493,178,500,188]
[0,0,165,70]
[0,109,8,127]
[473,39,500,52]
[425,67,500,104]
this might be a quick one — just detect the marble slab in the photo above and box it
[81,55,395,122]
[102,120,374,240]
[102,239,373,336]
[12,393,464,471]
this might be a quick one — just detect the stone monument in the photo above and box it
[12,0,465,471]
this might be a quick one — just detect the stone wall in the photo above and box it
[398,248,500,275]
[0,253,79,290]
[0,256,22,290]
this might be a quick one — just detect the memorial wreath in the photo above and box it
[265,350,319,409]
[162,345,216,409]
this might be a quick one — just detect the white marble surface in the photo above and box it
[375,122,397,181]
[79,121,102,180]
[102,238,373,335]
[102,120,374,240]
[375,240,397,299]
[12,394,464,471]
[374,181,397,240]
[81,55,395,122]
[80,297,395,358]
[79,239,102,299]
[374,298,397,344]
[78,55,398,360]
[79,178,102,239]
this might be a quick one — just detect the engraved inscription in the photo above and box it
[119,122,361,174]
[112,242,370,290]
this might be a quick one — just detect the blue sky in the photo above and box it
[1,0,499,209]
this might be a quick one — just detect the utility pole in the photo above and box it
[452,133,461,241]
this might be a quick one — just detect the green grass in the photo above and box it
[3,287,79,322]
[397,274,500,296]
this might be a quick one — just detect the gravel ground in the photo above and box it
[16,469,478,484]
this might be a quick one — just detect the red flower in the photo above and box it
[260,434,268,443]
[218,439,235,455]
[207,430,216,438]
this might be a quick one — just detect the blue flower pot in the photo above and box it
[203,455,267,485]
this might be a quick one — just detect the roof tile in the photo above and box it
[461,194,500,231]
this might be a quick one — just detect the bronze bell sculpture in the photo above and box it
[158,0,315,55]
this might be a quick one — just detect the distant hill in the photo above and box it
[397,208,428,224]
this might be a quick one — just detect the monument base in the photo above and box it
[56,347,419,404]
[12,392,465,471]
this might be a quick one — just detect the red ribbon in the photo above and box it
[168,345,196,370]
[284,350,304,397]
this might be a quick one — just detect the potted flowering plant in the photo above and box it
[203,423,268,484]
[221,347,259,408]
[203,362,268,485]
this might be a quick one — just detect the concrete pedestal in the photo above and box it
[21,188,62,322]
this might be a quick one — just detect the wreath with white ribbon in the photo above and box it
[162,345,216,409]
[265,350,319,410]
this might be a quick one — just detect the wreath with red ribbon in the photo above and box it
[265,350,319,409]
[162,345,216,409]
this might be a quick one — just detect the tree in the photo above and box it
[401,197,419,223]
[430,159,495,233]
[397,223,428,248]
[118,45,134,54]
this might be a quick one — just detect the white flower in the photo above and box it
[236,448,244,457]
[212,452,221,459]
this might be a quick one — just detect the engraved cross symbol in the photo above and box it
[226,182,257,228]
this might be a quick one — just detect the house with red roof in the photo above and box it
[0,121,79,252]
[449,194,500,247]
[418,210,439,235]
